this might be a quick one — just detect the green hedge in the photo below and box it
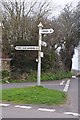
[2,70,10,78]
[2,70,73,83]
[41,71,73,81]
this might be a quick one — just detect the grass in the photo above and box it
[2,86,67,105]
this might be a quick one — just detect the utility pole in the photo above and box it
[37,22,43,86]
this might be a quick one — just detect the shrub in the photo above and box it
[41,71,73,81]
[2,70,10,78]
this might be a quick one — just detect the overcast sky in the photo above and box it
[47,0,79,16]
[24,0,79,16]
[5,0,80,17]
[8,0,79,8]
[52,0,79,7]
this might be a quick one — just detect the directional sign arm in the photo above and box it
[40,29,54,34]
[15,46,40,50]
[41,41,47,47]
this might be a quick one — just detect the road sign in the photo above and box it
[15,22,54,86]
[0,23,1,27]
[40,52,44,57]
[15,46,40,50]
[40,29,54,34]
[41,41,47,47]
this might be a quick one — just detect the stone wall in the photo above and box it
[1,59,11,72]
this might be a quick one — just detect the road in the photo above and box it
[1,80,65,91]
[0,78,79,119]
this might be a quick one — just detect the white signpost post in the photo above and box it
[15,22,54,86]
[37,22,54,86]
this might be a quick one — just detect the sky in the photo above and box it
[47,0,79,16]
[25,0,79,6]
[52,0,79,7]
[5,0,80,17]
[27,0,78,17]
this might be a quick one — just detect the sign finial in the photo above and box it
[38,22,43,27]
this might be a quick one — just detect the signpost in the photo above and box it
[37,22,54,86]
[15,22,54,86]
[41,41,47,47]
[37,22,43,86]
[15,46,40,50]
[40,52,44,58]
[40,29,54,34]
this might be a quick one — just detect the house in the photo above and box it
[0,51,12,72]
[72,43,80,72]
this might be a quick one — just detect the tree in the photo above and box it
[2,0,79,75]
[56,4,79,71]
[2,0,56,76]
[75,1,80,41]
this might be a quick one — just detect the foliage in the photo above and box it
[2,0,54,73]
[57,4,79,71]
[2,71,73,83]
[2,70,10,78]
[1,70,10,83]
[75,2,80,40]
[2,1,79,74]
[42,50,60,71]
[0,71,2,78]
[2,86,67,105]
[41,71,72,81]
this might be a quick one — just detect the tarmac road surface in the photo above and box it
[0,78,79,119]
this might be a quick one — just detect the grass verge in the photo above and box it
[2,86,67,105]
